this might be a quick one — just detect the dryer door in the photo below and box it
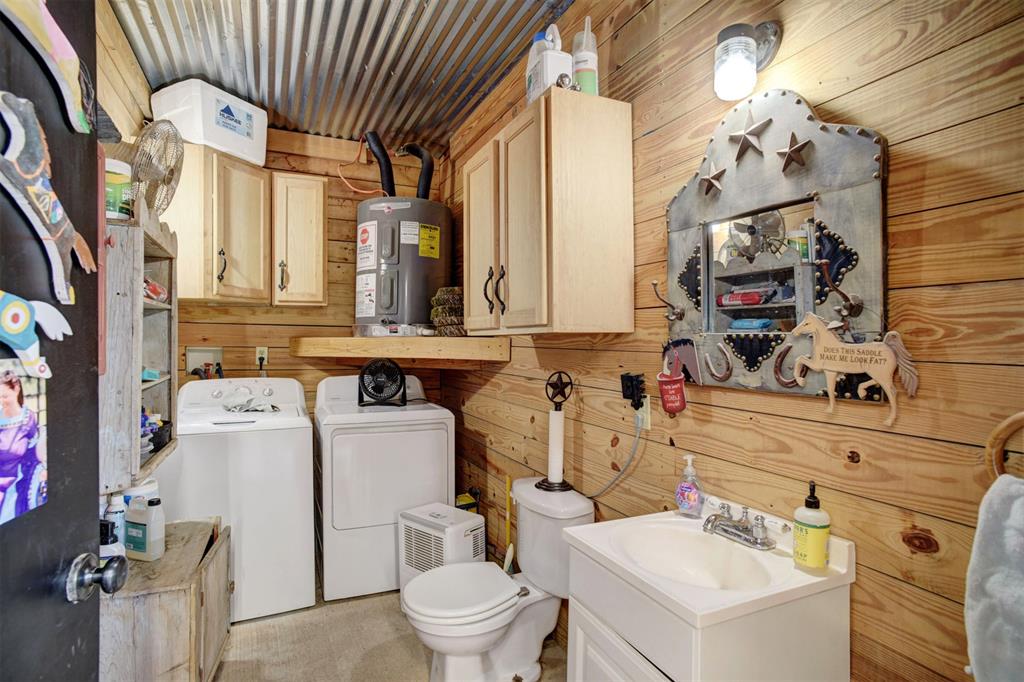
[331,424,449,530]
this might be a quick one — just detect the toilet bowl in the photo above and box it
[402,477,594,682]
[402,563,559,682]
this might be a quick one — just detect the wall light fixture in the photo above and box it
[714,21,782,101]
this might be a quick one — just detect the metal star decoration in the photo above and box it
[728,110,772,161]
[699,162,726,195]
[776,132,811,172]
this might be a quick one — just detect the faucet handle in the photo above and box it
[739,506,750,524]
[718,502,732,519]
[752,515,768,540]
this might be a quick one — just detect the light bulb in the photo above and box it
[714,25,758,101]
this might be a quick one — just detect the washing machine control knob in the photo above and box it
[211,390,223,399]
[263,388,273,397]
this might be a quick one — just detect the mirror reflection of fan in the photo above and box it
[718,210,785,262]
[128,120,184,217]
[358,358,407,407]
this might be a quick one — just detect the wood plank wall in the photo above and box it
[177,131,446,411]
[441,1,1024,680]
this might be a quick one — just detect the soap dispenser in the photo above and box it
[675,454,704,518]
[793,480,831,573]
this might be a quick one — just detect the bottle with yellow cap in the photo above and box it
[792,480,830,574]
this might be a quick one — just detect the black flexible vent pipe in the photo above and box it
[364,131,395,196]
[400,143,434,199]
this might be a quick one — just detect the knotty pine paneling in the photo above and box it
[443,1,1023,679]
[177,136,444,411]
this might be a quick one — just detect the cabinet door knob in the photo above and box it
[483,266,495,314]
[217,249,228,281]
[278,260,287,291]
[494,265,507,315]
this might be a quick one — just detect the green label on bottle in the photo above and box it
[125,521,147,552]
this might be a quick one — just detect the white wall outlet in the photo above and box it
[637,396,651,430]
[256,347,269,367]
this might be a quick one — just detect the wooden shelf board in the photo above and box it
[135,437,177,485]
[141,374,171,390]
[143,297,171,311]
[113,519,211,598]
[719,302,796,311]
[289,335,511,363]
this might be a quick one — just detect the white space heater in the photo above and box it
[399,503,486,589]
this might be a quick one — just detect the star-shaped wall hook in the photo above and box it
[700,162,726,195]
[776,132,811,172]
[728,110,772,161]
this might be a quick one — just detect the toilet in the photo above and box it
[402,477,594,682]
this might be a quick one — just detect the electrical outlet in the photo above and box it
[256,347,268,367]
[637,396,651,430]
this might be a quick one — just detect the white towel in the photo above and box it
[965,474,1024,681]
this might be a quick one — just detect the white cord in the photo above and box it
[589,410,644,499]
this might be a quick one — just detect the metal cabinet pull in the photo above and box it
[217,248,228,281]
[483,266,495,314]
[494,265,507,315]
[278,260,287,291]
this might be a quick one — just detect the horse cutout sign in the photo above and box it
[791,312,918,425]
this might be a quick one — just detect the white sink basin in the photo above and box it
[610,519,782,591]
[564,509,855,628]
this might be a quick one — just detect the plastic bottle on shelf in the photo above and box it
[104,494,127,551]
[99,519,126,567]
[572,16,599,95]
[526,24,573,103]
[125,496,166,561]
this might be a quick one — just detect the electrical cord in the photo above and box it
[588,410,644,499]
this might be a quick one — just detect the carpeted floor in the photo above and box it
[213,591,567,682]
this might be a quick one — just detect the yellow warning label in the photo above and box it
[418,224,440,259]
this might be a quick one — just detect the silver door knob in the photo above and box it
[65,553,128,603]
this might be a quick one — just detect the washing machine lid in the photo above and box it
[402,562,519,621]
[178,406,311,434]
[177,378,311,434]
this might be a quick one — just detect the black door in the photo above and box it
[0,1,101,679]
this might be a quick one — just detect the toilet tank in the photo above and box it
[512,477,594,598]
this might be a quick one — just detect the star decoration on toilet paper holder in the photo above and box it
[545,371,573,411]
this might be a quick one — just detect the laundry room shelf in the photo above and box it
[288,335,511,364]
[135,438,177,483]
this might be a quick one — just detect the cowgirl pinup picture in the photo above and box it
[0,363,47,525]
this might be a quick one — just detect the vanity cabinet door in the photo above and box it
[212,153,271,302]
[272,172,327,305]
[498,97,549,330]
[569,598,670,682]
[462,140,501,333]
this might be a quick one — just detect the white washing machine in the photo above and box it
[316,375,454,601]
[157,378,315,622]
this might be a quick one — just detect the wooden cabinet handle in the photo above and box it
[217,249,227,281]
[278,260,287,291]
[494,265,507,315]
[483,266,495,314]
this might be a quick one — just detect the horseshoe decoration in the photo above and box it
[704,342,733,382]
[774,343,808,388]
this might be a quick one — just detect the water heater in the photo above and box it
[354,197,452,336]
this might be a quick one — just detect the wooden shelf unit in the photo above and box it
[99,194,179,493]
[289,335,511,364]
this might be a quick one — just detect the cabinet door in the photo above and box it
[272,172,327,305]
[212,154,271,301]
[499,98,548,329]
[569,599,670,682]
[197,527,231,682]
[463,140,501,332]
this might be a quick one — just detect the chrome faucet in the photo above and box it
[702,503,776,551]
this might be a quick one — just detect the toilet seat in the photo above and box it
[403,562,520,626]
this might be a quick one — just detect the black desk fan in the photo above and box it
[535,371,575,492]
[357,358,407,407]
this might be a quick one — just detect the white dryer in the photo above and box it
[157,378,315,622]
[316,375,454,601]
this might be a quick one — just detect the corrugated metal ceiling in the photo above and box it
[111,0,572,151]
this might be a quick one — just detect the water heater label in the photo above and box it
[400,220,420,245]
[355,273,376,317]
[356,221,377,270]
[419,224,440,259]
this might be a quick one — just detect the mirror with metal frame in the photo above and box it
[665,89,886,397]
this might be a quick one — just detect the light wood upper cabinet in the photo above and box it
[463,88,634,335]
[463,141,501,332]
[166,143,327,306]
[272,172,328,306]
[213,154,271,301]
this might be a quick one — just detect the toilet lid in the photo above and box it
[403,562,519,620]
